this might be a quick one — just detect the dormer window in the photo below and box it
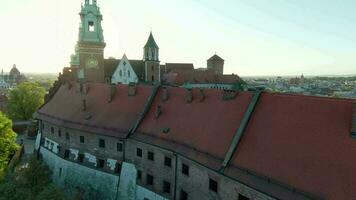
[88,21,95,32]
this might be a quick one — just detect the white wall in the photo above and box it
[111,54,139,85]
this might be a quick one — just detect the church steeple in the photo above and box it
[144,32,159,61]
[78,0,104,43]
[71,0,106,83]
[143,32,160,83]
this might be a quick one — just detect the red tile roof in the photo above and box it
[226,93,355,200]
[135,87,253,170]
[37,82,356,199]
[36,83,152,138]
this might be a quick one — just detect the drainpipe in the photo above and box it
[173,153,178,200]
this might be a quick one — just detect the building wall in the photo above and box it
[207,60,224,75]
[145,61,160,83]
[40,120,274,200]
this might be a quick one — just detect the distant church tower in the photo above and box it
[207,54,224,75]
[71,0,106,83]
[144,32,160,83]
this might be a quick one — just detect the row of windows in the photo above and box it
[137,171,171,194]
[119,69,131,78]
[136,148,174,168]
[49,127,123,152]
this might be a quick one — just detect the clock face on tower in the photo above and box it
[86,56,99,69]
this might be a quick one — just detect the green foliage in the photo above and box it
[0,156,68,200]
[7,82,46,120]
[0,112,18,174]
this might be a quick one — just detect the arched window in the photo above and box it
[128,70,131,78]
[119,70,122,77]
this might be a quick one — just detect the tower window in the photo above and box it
[88,21,95,32]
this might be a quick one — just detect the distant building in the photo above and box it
[66,0,242,89]
[0,64,26,89]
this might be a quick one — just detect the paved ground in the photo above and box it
[16,133,35,155]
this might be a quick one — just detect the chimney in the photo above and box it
[352,103,356,137]
[162,87,169,101]
[222,90,237,101]
[108,84,116,103]
[128,83,136,96]
[185,89,193,103]
[155,105,162,118]
[199,89,205,102]
[82,99,87,111]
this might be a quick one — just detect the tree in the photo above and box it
[0,156,69,200]
[7,82,46,120]
[0,112,18,175]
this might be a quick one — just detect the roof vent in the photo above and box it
[128,83,136,96]
[82,99,87,111]
[351,103,356,138]
[199,89,205,102]
[107,84,116,103]
[222,90,237,101]
[162,87,169,101]
[185,89,193,103]
[161,127,170,134]
[155,105,162,118]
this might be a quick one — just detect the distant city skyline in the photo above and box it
[1,0,355,76]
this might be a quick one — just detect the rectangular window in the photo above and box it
[146,174,154,186]
[80,136,84,143]
[117,143,123,152]
[78,154,84,163]
[164,157,172,167]
[88,21,94,32]
[59,168,62,177]
[65,132,70,140]
[238,194,250,200]
[209,178,218,193]
[180,190,188,200]
[64,149,70,159]
[163,181,171,194]
[51,127,54,134]
[115,163,122,174]
[58,130,61,137]
[137,170,142,180]
[97,159,105,168]
[136,148,142,157]
[182,164,189,176]
[147,151,154,161]
[99,139,105,148]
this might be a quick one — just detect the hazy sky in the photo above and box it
[1,0,355,76]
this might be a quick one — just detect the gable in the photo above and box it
[112,55,139,84]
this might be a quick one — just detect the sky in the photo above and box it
[0,0,355,76]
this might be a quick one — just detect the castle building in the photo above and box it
[0,64,26,89]
[67,0,242,88]
[35,1,356,200]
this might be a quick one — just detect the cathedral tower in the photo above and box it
[71,0,106,83]
[144,32,160,83]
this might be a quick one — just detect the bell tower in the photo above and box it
[72,0,106,83]
[144,32,160,83]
